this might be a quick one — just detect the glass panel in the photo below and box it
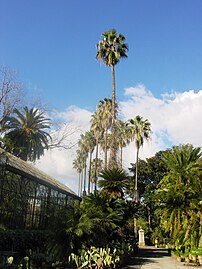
[0,168,78,230]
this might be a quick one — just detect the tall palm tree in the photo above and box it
[83,131,96,194]
[78,134,89,196]
[4,106,51,162]
[97,98,112,168]
[90,112,104,190]
[73,154,83,196]
[96,29,128,167]
[127,115,151,202]
[127,115,151,241]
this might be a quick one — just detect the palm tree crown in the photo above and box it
[127,115,151,149]
[96,29,128,67]
[4,106,51,161]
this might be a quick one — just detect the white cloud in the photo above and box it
[36,148,79,193]
[50,105,92,129]
[35,85,202,194]
[119,84,202,168]
[35,106,92,193]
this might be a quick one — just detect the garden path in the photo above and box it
[123,247,198,269]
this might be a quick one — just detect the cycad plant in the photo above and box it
[155,144,202,247]
[99,167,129,200]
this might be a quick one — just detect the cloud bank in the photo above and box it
[36,85,202,193]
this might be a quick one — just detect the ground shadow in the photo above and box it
[123,247,170,269]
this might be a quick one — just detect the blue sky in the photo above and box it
[1,0,202,111]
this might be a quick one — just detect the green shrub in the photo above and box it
[0,230,49,253]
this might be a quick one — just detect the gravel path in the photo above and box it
[123,247,200,269]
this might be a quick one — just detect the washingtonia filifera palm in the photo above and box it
[82,131,96,194]
[96,29,128,167]
[73,151,83,196]
[97,98,113,168]
[78,134,89,196]
[90,112,104,190]
[127,115,152,202]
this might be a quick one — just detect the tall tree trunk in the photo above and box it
[80,169,83,197]
[104,128,108,168]
[133,146,139,241]
[120,146,123,168]
[199,212,202,247]
[109,64,118,167]
[147,206,151,227]
[78,172,81,196]
[184,213,192,243]
[88,152,92,194]
[94,140,99,191]
[83,159,87,196]
[134,217,138,240]
[111,64,116,122]
[91,181,94,193]
[134,146,139,202]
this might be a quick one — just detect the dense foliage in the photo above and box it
[155,145,202,248]
[129,145,202,249]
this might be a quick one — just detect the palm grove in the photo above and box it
[72,29,202,258]
[0,29,201,268]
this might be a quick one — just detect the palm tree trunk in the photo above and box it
[78,172,81,196]
[80,169,83,197]
[184,213,191,242]
[134,146,139,202]
[120,146,123,168]
[133,146,139,241]
[109,64,118,167]
[104,128,108,168]
[134,217,138,240]
[83,159,87,196]
[94,140,99,191]
[88,152,92,194]
[111,64,116,122]
[91,181,94,193]
[147,206,151,227]
[199,212,202,247]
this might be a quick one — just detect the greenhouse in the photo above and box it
[0,148,80,230]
